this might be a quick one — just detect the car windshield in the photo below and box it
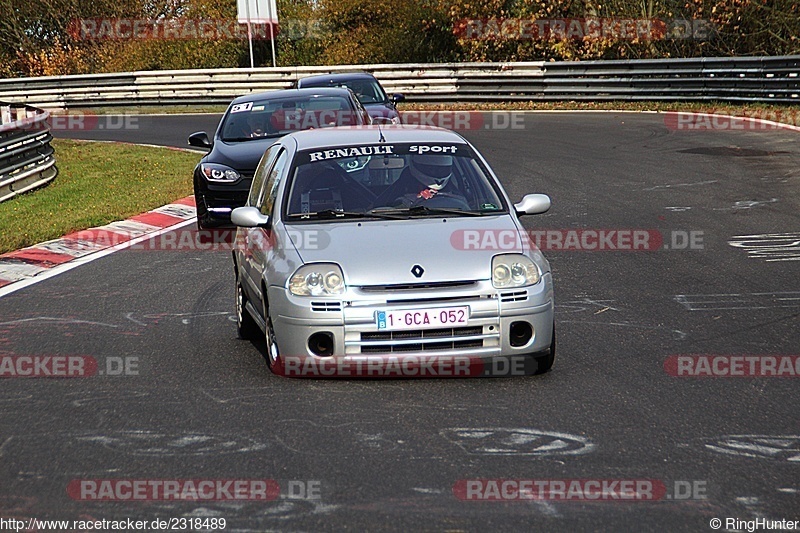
[302,78,388,105]
[220,96,359,142]
[284,142,507,221]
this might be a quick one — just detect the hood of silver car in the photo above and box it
[288,215,525,286]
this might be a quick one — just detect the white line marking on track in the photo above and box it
[643,179,718,191]
[124,312,147,326]
[0,317,118,328]
[0,218,195,299]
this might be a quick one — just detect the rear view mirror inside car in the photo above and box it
[368,157,405,170]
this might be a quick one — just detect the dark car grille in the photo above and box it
[358,280,478,292]
[311,301,342,312]
[359,326,486,354]
[500,290,528,303]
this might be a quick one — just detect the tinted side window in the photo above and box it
[258,149,289,216]
[248,145,280,207]
[355,98,370,124]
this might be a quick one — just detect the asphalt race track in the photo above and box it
[1,112,798,531]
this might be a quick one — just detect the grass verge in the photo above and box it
[0,139,199,254]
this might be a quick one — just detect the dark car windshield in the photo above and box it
[284,142,507,221]
[220,95,359,142]
[300,78,388,105]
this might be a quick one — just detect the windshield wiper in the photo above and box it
[287,209,405,220]
[404,205,487,217]
[223,135,281,142]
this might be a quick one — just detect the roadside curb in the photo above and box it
[0,196,197,294]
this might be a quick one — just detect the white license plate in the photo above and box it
[376,306,469,331]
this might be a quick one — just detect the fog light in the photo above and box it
[308,332,334,356]
[509,321,533,347]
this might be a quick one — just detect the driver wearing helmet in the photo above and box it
[374,154,470,209]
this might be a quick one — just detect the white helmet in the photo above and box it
[410,154,453,190]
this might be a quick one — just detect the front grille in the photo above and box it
[500,290,528,303]
[359,280,477,292]
[311,301,342,312]
[356,326,492,354]
[361,339,483,353]
[385,295,483,305]
[362,326,482,341]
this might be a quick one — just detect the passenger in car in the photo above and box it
[289,163,375,214]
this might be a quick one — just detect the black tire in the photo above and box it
[235,276,258,340]
[532,325,556,375]
[195,193,209,231]
[262,294,283,374]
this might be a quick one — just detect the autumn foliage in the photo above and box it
[1,0,798,78]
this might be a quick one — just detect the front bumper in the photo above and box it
[267,275,554,376]
[195,177,253,226]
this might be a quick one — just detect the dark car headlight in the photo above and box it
[200,163,241,183]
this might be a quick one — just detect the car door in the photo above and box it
[239,145,280,303]
[248,147,290,309]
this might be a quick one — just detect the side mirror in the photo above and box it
[371,116,394,125]
[231,206,269,228]
[392,93,405,104]
[514,194,551,216]
[188,131,212,150]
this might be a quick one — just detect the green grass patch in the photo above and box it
[87,105,230,115]
[0,139,199,254]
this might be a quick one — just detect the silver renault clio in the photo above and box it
[231,126,554,378]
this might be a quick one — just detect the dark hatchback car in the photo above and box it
[188,87,371,229]
[295,72,404,124]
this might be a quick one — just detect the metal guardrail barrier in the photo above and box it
[0,103,58,203]
[452,56,800,103]
[0,56,797,109]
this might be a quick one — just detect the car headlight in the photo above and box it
[492,254,541,288]
[200,163,241,183]
[289,263,346,296]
